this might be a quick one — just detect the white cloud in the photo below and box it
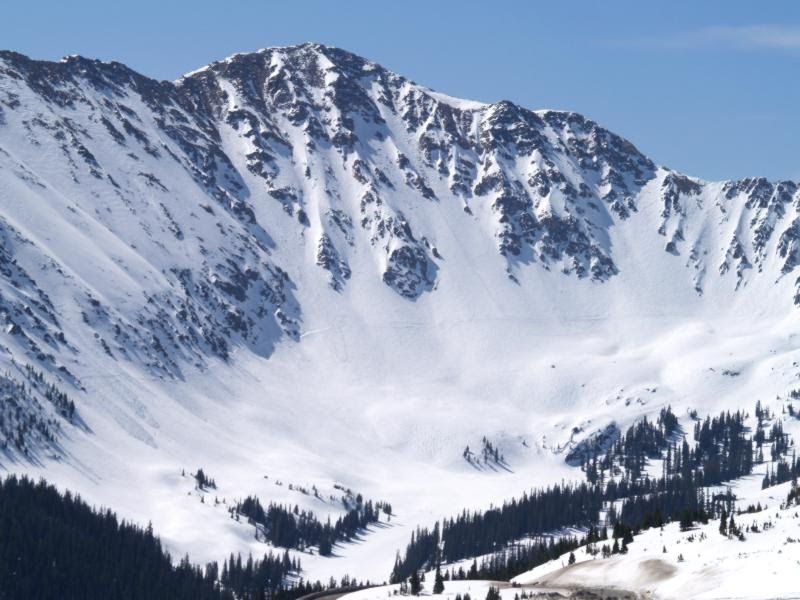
[624,25,800,51]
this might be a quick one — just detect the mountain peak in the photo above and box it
[181,42,394,86]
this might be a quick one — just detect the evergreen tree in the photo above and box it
[409,570,422,596]
[467,559,478,579]
[433,565,445,594]
[319,537,333,556]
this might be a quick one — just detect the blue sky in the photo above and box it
[3,1,799,181]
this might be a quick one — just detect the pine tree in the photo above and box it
[433,565,445,594]
[467,559,478,579]
[319,537,333,556]
[409,571,422,596]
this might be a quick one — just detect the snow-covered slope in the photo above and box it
[2,43,800,584]
[512,479,800,599]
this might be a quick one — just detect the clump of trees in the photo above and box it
[194,468,217,490]
[235,493,389,555]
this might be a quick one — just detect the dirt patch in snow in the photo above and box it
[525,557,677,598]
[637,558,676,582]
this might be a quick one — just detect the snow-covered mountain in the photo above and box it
[2,43,800,583]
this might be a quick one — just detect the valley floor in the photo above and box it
[10,312,800,591]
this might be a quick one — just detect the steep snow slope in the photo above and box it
[2,43,800,582]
